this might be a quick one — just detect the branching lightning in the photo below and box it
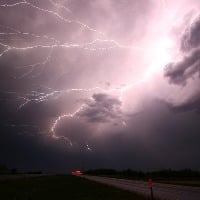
[0,0,176,150]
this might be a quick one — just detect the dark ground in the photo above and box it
[0,175,149,200]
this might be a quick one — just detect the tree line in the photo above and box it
[85,168,200,180]
[0,165,42,175]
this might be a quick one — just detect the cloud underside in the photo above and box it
[164,14,200,112]
[79,93,122,123]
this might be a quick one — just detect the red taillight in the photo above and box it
[71,170,83,175]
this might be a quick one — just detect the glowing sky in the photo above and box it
[0,0,200,172]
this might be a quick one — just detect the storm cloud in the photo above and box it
[0,0,200,172]
[79,93,122,123]
[181,15,200,52]
[165,15,200,85]
[164,49,200,85]
[164,14,200,112]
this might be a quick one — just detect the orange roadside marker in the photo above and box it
[148,178,154,200]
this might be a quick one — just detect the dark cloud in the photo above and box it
[164,14,200,112]
[1,99,200,172]
[123,99,200,170]
[79,93,122,123]
[167,93,200,113]
[165,15,200,85]
[164,49,200,85]
[181,15,200,52]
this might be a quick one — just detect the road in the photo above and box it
[82,175,200,200]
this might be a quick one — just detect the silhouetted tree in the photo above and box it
[85,168,200,180]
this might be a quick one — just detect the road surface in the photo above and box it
[82,175,200,200]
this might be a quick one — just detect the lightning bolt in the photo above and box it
[49,0,72,14]
[0,0,105,36]
[0,0,176,150]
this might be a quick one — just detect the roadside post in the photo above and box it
[148,178,154,200]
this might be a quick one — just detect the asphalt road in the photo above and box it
[82,175,200,200]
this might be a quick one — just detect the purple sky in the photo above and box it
[0,0,200,172]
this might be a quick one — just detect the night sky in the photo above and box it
[0,0,200,173]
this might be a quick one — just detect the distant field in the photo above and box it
[0,175,148,200]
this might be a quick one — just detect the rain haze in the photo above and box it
[0,0,200,173]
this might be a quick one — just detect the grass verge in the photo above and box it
[0,175,149,200]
